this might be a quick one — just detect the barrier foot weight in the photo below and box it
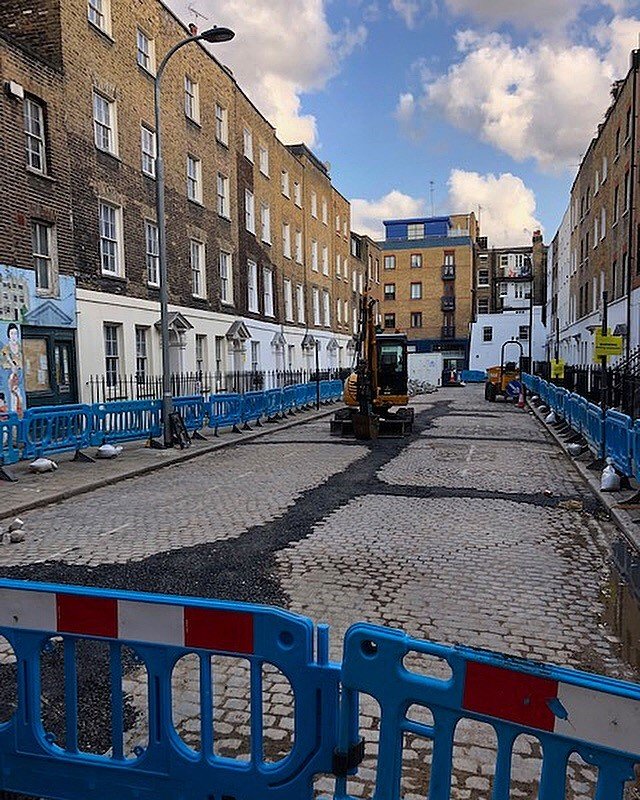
[618,488,640,505]
[620,474,632,490]
[0,465,17,482]
[587,458,605,472]
[242,422,251,431]
[191,430,207,441]
[149,437,168,450]
[231,424,242,434]
[255,419,263,427]
[73,449,95,463]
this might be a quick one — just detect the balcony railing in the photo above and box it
[441,265,455,280]
[441,296,456,311]
[441,326,456,339]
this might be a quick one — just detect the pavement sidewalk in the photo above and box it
[0,404,338,522]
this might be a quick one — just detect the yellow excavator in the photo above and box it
[330,292,414,439]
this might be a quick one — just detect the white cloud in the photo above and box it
[395,92,416,123]
[594,15,640,75]
[448,169,542,247]
[444,0,584,29]
[167,0,366,145]
[391,0,422,28]
[424,31,615,169]
[350,190,426,239]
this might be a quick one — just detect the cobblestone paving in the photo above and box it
[0,386,638,799]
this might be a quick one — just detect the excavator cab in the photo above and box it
[376,335,409,401]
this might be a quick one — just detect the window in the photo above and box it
[145,220,159,285]
[243,127,253,161]
[293,181,301,206]
[602,155,608,182]
[626,106,632,140]
[295,230,303,264]
[586,186,591,210]
[323,290,331,327]
[311,239,318,271]
[335,214,340,232]
[407,223,423,240]
[410,312,422,328]
[32,221,55,292]
[343,220,347,237]
[622,252,629,297]
[135,327,148,379]
[190,239,205,297]
[215,104,228,145]
[624,170,630,212]
[263,268,274,317]
[283,222,291,258]
[24,97,46,173]
[518,325,529,341]
[614,185,620,223]
[482,326,492,342]
[384,255,396,270]
[322,245,329,275]
[88,0,110,33]
[477,268,489,287]
[99,200,122,275]
[214,336,225,374]
[93,91,116,154]
[612,259,618,298]
[284,279,293,321]
[296,284,305,323]
[245,189,255,233]
[141,124,156,177]
[312,287,320,326]
[410,253,422,268]
[601,207,606,240]
[219,250,232,304]
[195,334,207,373]
[247,259,258,312]
[410,282,422,300]
[260,203,271,244]
[187,155,202,203]
[311,191,317,218]
[352,270,357,292]
[337,298,342,324]
[281,170,290,197]
[477,297,489,314]
[259,145,269,177]
[251,341,260,372]
[217,173,230,218]
[499,282,507,297]
[184,76,199,123]
[384,283,396,300]
[104,323,120,387]
[616,126,621,156]
[322,198,328,225]
[384,313,396,329]
[594,169,599,194]
[136,28,155,72]
[594,215,599,245]
[336,253,341,277]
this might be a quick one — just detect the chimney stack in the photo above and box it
[188,22,198,35]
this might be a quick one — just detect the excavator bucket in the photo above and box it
[352,412,380,440]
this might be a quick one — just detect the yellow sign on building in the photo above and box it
[550,359,565,379]
[594,329,623,359]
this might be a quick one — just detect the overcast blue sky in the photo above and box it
[172,0,640,245]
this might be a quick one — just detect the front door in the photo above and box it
[22,327,78,407]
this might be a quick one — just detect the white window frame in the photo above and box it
[293,181,301,207]
[601,206,606,240]
[141,124,156,177]
[261,203,271,244]
[384,255,395,270]
[263,267,274,317]
[259,145,269,177]
[195,334,207,373]
[93,90,117,155]
[88,0,111,34]
[295,230,303,264]
[296,284,305,324]
[187,155,202,203]
[135,326,149,379]
[245,189,255,234]
[283,222,291,259]
[103,323,121,387]
[24,96,47,174]
[136,28,155,74]
[322,198,328,225]
[311,191,317,218]
[336,253,341,277]
[477,268,489,287]
[335,214,340,233]
[243,127,253,161]
[312,287,320,326]
[247,259,259,313]
[410,282,422,300]
[323,290,331,327]
[31,220,56,294]
[215,103,228,145]
[190,239,206,298]
[217,173,230,218]
[99,200,124,276]
[322,245,329,276]
[311,239,318,271]
[144,219,159,286]
[284,278,293,322]
[219,250,233,304]
[184,76,200,123]
[281,170,290,197]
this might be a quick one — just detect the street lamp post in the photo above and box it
[154,25,234,447]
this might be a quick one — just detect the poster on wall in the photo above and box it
[0,321,26,418]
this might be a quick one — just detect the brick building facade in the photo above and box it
[0,0,367,403]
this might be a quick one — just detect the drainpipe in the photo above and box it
[625,49,639,359]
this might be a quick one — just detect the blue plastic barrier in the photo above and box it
[264,388,284,419]
[319,380,332,402]
[172,394,206,432]
[1,579,638,800]
[22,404,93,459]
[207,393,242,431]
[0,412,21,466]
[282,385,296,413]
[521,373,533,391]
[304,382,316,406]
[329,379,343,400]
[573,394,588,435]
[547,383,558,414]
[555,387,568,421]
[339,623,640,800]
[460,369,487,383]
[606,409,634,476]
[585,402,605,459]
[538,379,549,407]
[91,399,162,446]
[242,390,267,425]
[0,579,340,800]
[294,383,307,409]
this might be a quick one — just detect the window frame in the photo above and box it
[282,222,291,259]
[140,124,156,177]
[260,202,271,244]
[24,96,47,174]
[482,326,493,342]
[410,281,422,300]
[190,238,206,299]
[263,267,274,317]
[144,219,159,286]
[93,90,117,155]
[217,172,230,218]
[215,103,228,145]
[103,322,121,387]
[186,154,202,204]
[135,326,149,380]
[136,28,155,74]
[31,219,56,294]
[184,75,200,124]
[99,200,124,276]
[258,145,269,177]
[219,249,233,305]
[284,278,294,322]
[243,127,253,161]
[247,259,259,313]
[88,0,111,35]
[245,189,256,234]
[410,253,422,269]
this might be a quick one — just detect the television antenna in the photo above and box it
[188,5,209,25]
[429,180,435,216]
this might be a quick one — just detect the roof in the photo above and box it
[383,216,450,226]
[377,236,472,250]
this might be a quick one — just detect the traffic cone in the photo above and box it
[517,391,525,409]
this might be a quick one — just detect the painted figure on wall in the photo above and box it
[1,323,25,418]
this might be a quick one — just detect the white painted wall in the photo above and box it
[76,289,353,403]
[469,309,545,372]
[408,352,443,386]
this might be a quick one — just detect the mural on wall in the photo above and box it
[0,322,25,418]
[0,264,76,328]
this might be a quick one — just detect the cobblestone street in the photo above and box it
[0,385,638,799]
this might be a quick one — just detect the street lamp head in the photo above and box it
[201,26,235,43]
